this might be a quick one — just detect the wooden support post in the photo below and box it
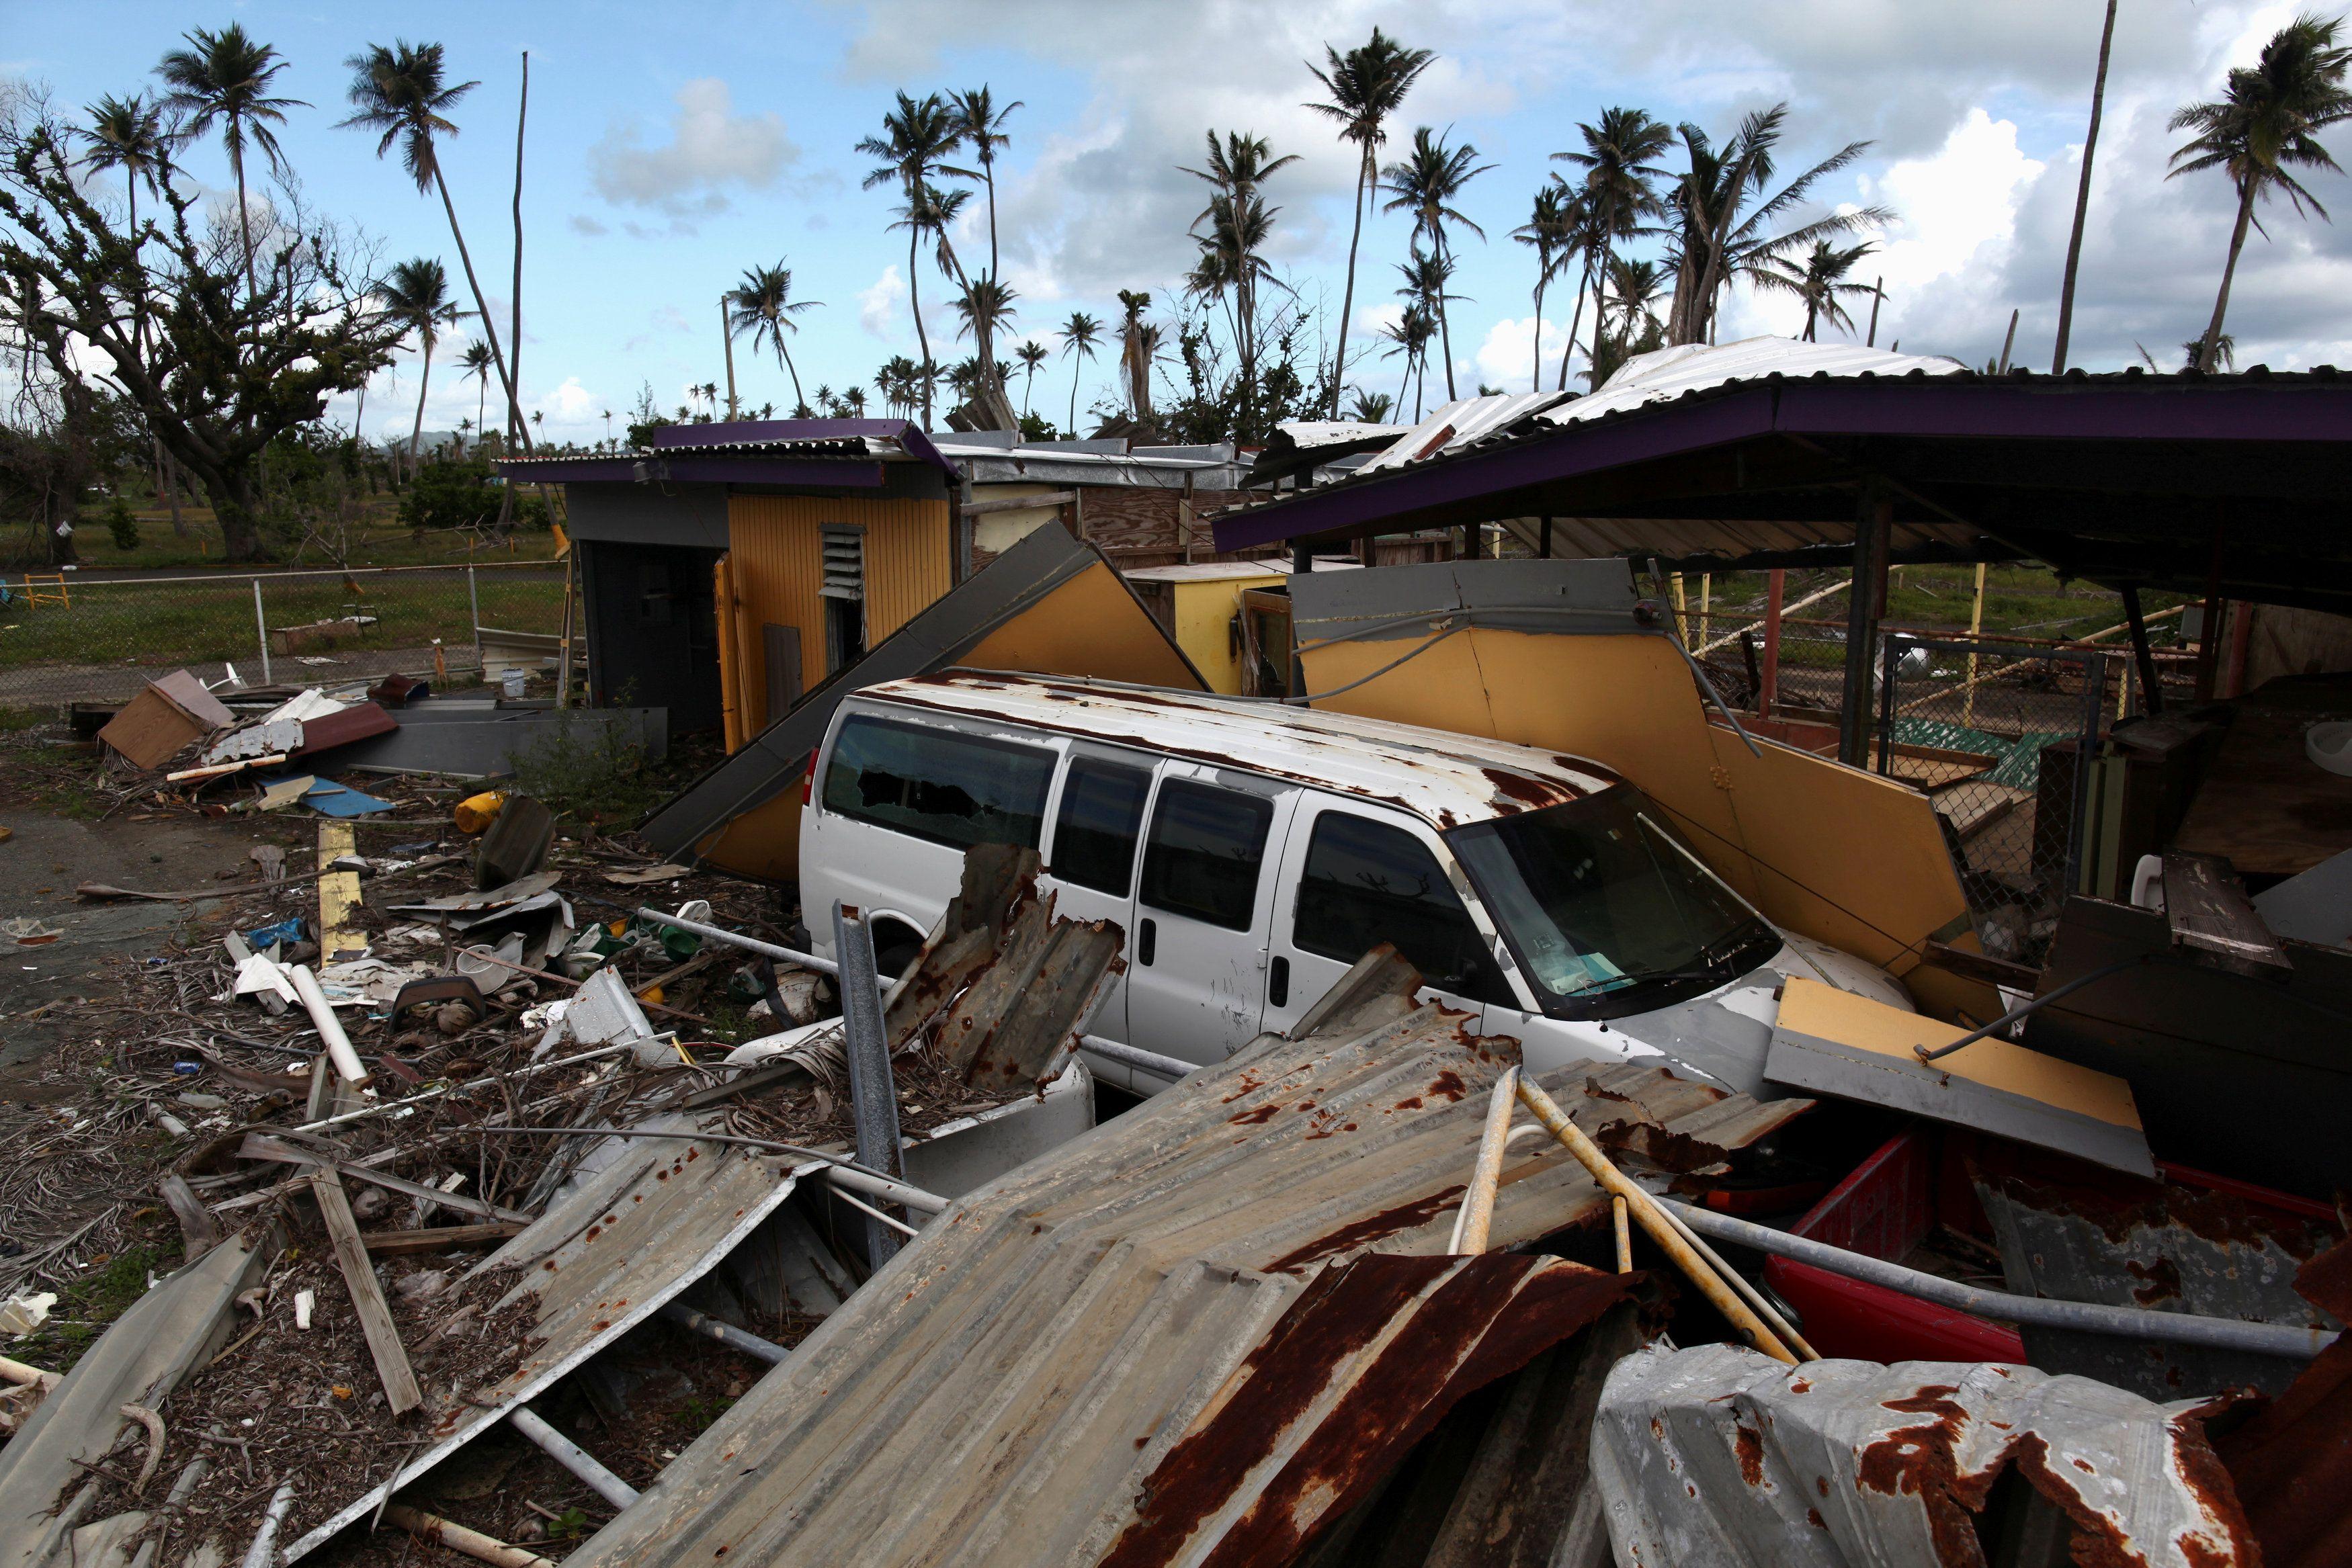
[1964,560,1988,728]
[1539,516,1553,559]
[2120,584,2164,717]
[1839,485,1892,767]
[308,1169,423,1415]
[835,904,902,1271]
[2224,601,2254,699]
[2194,527,2226,702]
[1759,568,1785,717]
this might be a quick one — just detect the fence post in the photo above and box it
[253,578,271,686]
[468,566,482,673]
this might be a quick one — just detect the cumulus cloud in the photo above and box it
[1472,314,1568,392]
[858,264,905,338]
[549,377,599,421]
[587,79,798,228]
[568,214,609,238]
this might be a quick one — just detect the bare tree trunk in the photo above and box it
[230,141,257,306]
[163,443,185,536]
[2052,0,2119,374]
[1558,256,1592,391]
[1330,147,1370,417]
[778,346,805,415]
[1435,232,1458,402]
[411,335,433,460]
[1531,272,1548,393]
[425,148,526,452]
[720,296,739,418]
[2197,185,2255,373]
[909,227,932,429]
[510,52,529,449]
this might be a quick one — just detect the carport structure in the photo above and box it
[1210,341,2352,763]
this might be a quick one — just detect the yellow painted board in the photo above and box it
[317,821,366,963]
[1778,977,2142,1131]
[1173,574,1284,694]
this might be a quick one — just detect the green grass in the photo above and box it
[55,494,562,572]
[11,1234,183,1373]
[0,566,564,671]
[1684,565,2190,647]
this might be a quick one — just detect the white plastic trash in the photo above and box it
[2308,720,2352,777]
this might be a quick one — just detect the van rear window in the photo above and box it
[821,714,1054,852]
[1052,758,1152,896]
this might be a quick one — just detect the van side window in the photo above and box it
[821,715,1054,851]
[1140,780,1273,930]
[1294,811,1506,1002]
[1052,758,1152,896]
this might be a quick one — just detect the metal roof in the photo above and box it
[559,957,1808,1568]
[853,669,1626,828]
[1593,1342,2260,1567]
[1122,560,1359,583]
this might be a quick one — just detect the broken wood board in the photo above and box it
[317,821,366,963]
[310,1168,423,1415]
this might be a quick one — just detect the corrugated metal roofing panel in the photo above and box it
[854,669,1626,826]
[558,961,1806,1568]
[1592,1342,2259,1567]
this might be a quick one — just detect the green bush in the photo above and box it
[396,460,546,533]
[104,496,140,551]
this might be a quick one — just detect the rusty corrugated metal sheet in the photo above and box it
[1593,1343,2260,1567]
[2216,1237,2352,1568]
[559,960,1804,1568]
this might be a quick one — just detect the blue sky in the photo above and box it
[10,0,2349,445]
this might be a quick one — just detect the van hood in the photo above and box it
[1600,936,1912,1098]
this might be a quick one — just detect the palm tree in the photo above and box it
[1345,390,1394,423]
[1552,107,1674,387]
[601,408,613,447]
[339,41,530,448]
[457,416,473,453]
[1183,132,1300,427]
[379,257,465,461]
[2052,0,2122,373]
[1305,29,1436,415]
[1392,250,1462,416]
[726,261,821,415]
[1380,126,1494,401]
[1114,290,1159,420]
[1511,183,1583,392]
[1014,340,1050,417]
[2169,14,2352,372]
[1660,105,1888,347]
[79,93,178,527]
[459,341,495,441]
[1060,311,1101,433]
[944,87,1021,281]
[1755,239,1880,341]
[952,276,1020,406]
[858,92,964,426]
[845,387,868,417]
[155,25,304,304]
[1380,304,1437,419]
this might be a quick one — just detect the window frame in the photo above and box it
[817,710,1057,854]
[1138,776,1277,932]
[1046,752,1157,898]
[1289,805,1511,1004]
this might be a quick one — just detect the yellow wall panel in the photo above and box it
[962,565,1206,689]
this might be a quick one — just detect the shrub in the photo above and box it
[104,496,140,552]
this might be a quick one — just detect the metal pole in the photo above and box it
[659,1301,790,1364]
[1876,634,1900,775]
[833,902,902,1270]
[1838,486,1890,767]
[555,552,576,709]
[1759,568,1783,717]
[1964,562,1987,727]
[2066,650,2107,898]
[253,578,271,686]
[468,565,483,675]
[2120,584,2162,717]
[508,1405,640,1508]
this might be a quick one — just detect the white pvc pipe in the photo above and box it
[507,1405,639,1510]
[823,1165,949,1217]
[1661,1199,2335,1360]
[287,964,368,1084]
[241,1478,300,1568]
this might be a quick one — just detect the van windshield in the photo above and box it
[1445,786,1778,1018]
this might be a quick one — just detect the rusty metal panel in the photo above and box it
[558,965,1800,1568]
[1593,1342,2259,1568]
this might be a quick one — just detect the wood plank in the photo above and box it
[960,489,1077,517]
[242,1133,534,1225]
[1919,939,2040,992]
[361,1222,526,1257]
[2162,850,2292,975]
[317,821,366,963]
[157,1173,224,1262]
[308,1168,423,1415]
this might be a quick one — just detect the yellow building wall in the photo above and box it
[1172,574,1284,694]
[724,493,953,732]
[1300,627,1996,1022]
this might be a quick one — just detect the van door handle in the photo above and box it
[1138,918,1156,967]
[1269,956,1288,1008]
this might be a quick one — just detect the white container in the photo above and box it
[500,668,528,699]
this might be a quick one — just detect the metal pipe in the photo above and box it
[620,904,836,977]
[1916,957,2146,1063]
[286,965,368,1084]
[1661,1199,2336,1360]
[1450,1067,1518,1255]
[659,1301,792,1365]
[1079,1034,1195,1082]
[1514,1076,1797,1364]
[1649,1196,1819,1360]
[507,1405,639,1509]
[825,1164,949,1217]
[836,904,902,1270]
[827,1182,922,1240]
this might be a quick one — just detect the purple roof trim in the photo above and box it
[648,417,959,477]
[1210,377,2352,552]
[495,456,887,488]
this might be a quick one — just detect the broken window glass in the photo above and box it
[821,715,1053,851]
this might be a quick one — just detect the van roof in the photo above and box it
[850,671,1623,828]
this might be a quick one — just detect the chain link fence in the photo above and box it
[0,562,567,707]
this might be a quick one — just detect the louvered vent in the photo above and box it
[820,525,865,601]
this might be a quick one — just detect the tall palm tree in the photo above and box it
[1060,311,1101,433]
[1755,238,1880,340]
[2052,0,2122,373]
[379,257,465,461]
[1014,339,1050,417]
[859,92,964,426]
[1380,304,1437,419]
[1305,29,1435,415]
[1380,126,1494,400]
[1552,107,1674,387]
[601,408,613,447]
[154,25,304,304]
[952,276,1019,403]
[460,341,495,441]
[1511,183,1583,392]
[80,93,178,527]
[1661,105,1888,347]
[1114,290,1158,420]
[1183,131,1300,423]
[944,87,1021,281]
[845,386,868,417]
[2169,13,2352,372]
[339,41,530,448]
[726,261,821,414]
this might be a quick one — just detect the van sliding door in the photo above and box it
[1126,767,1297,1072]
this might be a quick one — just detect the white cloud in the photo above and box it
[587,79,798,227]
[858,265,905,339]
[549,377,599,422]
[1866,110,2044,298]
[1472,314,1568,392]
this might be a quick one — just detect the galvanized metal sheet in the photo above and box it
[1592,1342,2259,1567]
[560,967,1799,1568]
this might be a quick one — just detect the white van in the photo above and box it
[801,671,1912,1096]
